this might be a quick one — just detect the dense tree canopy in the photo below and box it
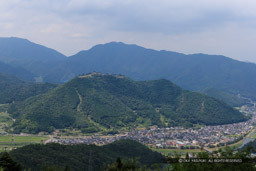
[10,139,165,171]
[9,73,247,133]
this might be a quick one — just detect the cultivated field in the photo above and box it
[0,135,48,151]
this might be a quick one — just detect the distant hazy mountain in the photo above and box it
[0,37,66,80]
[1,38,256,101]
[0,72,56,104]
[0,61,34,81]
[9,73,246,133]
[56,42,256,100]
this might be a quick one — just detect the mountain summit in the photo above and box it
[0,37,66,80]
[9,73,247,133]
[49,42,256,100]
[0,38,255,102]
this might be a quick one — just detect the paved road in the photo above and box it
[237,129,256,149]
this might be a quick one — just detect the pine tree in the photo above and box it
[0,152,21,171]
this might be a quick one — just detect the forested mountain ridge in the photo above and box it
[0,72,56,104]
[3,139,255,171]
[8,73,247,133]
[61,42,256,100]
[201,88,246,107]
[10,139,165,171]
[1,38,256,103]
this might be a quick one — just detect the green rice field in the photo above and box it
[0,135,48,151]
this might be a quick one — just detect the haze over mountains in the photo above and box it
[0,37,66,81]
[0,37,254,170]
[0,72,56,104]
[1,37,256,102]
[0,61,34,81]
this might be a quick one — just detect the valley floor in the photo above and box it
[0,102,256,154]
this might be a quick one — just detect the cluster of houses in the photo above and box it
[47,104,256,149]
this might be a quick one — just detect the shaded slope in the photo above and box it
[0,61,34,81]
[0,72,56,104]
[9,73,247,133]
[0,37,66,81]
[10,139,165,171]
[202,88,246,107]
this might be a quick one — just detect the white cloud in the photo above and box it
[0,0,256,62]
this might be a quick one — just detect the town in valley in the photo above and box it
[46,101,256,153]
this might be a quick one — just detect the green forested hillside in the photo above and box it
[202,88,246,107]
[4,139,256,171]
[10,139,165,171]
[0,73,56,104]
[8,73,247,133]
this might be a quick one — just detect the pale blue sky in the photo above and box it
[1,0,256,63]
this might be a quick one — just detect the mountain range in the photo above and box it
[0,37,255,104]
[0,37,255,171]
[8,73,247,133]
